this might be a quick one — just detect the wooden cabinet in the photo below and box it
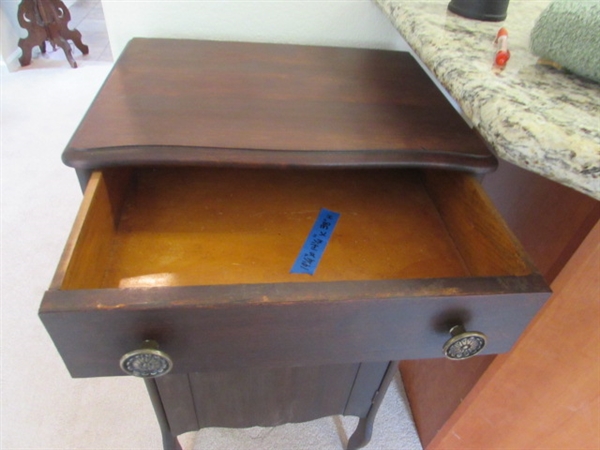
[38,39,551,449]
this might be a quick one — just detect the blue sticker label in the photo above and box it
[291,208,340,275]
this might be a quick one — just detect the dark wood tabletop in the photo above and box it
[63,38,496,172]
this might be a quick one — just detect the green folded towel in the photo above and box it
[530,0,600,83]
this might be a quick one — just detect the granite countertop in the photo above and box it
[374,0,599,200]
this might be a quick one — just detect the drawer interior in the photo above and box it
[43,166,547,377]
[57,167,533,290]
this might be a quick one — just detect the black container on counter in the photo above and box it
[448,0,509,21]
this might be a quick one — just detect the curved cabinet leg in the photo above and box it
[347,417,373,450]
[145,379,183,450]
[347,361,399,450]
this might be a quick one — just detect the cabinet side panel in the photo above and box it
[429,220,600,449]
[400,355,495,447]
[481,158,600,283]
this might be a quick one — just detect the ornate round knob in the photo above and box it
[443,325,487,360]
[119,340,173,378]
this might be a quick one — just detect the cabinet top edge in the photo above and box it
[64,38,495,173]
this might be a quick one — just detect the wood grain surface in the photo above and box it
[429,219,600,449]
[39,39,559,447]
[63,39,495,173]
[482,159,600,282]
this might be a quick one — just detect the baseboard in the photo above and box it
[2,48,22,73]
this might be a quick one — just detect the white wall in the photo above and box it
[1,1,23,72]
[101,0,409,59]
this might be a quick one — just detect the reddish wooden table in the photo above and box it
[17,0,88,68]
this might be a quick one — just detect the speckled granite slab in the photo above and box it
[374,0,599,199]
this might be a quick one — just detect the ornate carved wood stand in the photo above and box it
[17,0,89,68]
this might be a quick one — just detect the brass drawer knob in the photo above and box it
[119,340,173,378]
[443,325,487,360]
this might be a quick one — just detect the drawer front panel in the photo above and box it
[40,276,549,378]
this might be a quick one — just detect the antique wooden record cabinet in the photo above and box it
[39,39,551,450]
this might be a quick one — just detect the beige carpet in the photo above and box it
[1,55,422,450]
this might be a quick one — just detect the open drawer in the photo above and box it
[39,165,549,378]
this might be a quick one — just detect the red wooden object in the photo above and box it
[17,0,88,68]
